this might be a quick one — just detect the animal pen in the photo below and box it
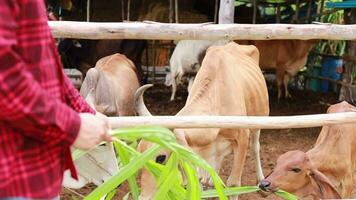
[51,0,356,199]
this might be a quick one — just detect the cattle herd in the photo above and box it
[61,39,356,200]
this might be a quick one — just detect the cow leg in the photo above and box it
[227,129,249,200]
[276,69,284,99]
[187,76,195,93]
[250,129,264,182]
[283,73,292,98]
[170,79,177,101]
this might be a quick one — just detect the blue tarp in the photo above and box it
[326,1,356,8]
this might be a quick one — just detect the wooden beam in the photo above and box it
[49,21,356,40]
[108,113,356,129]
[307,75,356,89]
[218,0,234,24]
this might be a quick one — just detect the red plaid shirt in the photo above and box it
[0,0,94,198]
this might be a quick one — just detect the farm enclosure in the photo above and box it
[61,85,342,199]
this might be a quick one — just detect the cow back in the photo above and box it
[181,42,269,117]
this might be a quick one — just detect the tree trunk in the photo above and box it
[218,0,235,24]
[339,8,356,102]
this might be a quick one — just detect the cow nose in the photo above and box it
[259,180,271,191]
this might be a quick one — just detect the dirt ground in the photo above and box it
[61,84,341,200]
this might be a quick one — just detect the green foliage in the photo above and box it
[73,126,297,200]
[317,0,346,57]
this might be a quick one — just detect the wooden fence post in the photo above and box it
[218,0,235,24]
[340,8,356,102]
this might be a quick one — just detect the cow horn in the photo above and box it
[134,84,153,116]
[85,88,96,111]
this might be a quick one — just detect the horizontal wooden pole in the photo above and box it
[307,75,356,89]
[108,112,356,129]
[49,21,356,40]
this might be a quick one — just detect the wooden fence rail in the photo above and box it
[49,21,356,40]
[108,112,356,129]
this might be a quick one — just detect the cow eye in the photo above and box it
[155,155,167,164]
[291,168,301,173]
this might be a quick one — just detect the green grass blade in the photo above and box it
[113,141,140,200]
[201,186,260,198]
[85,145,162,200]
[104,189,117,200]
[275,190,298,200]
[153,167,181,200]
[181,162,201,200]
[110,126,176,144]
[156,153,179,186]
[72,149,86,160]
[171,143,227,200]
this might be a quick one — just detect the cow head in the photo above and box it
[134,84,189,200]
[258,150,341,199]
[80,68,117,116]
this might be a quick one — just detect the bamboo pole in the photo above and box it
[48,21,356,40]
[318,0,325,22]
[276,4,281,23]
[307,75,356,89]
[86,0,90,22]
[253,0,257,24]
[108,112,356,129]
[306,0,312,23]
[175,0,179,23]
[214,0,219,23]
[169,0,174,23]
[127,0,130,21]
[294,0,300,23]
[121,0,125,21]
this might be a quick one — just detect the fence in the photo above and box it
[50,21,356,129]
[49,21,356,40]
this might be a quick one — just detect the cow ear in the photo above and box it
[308,169,341,199]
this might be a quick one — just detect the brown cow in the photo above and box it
[80,53,140,116]
[237,40,317,99]
[135,42,269,200]
[259,101,356,199]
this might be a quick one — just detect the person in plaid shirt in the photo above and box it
[0,0,112,199]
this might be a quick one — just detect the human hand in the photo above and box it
[73,113,112,150]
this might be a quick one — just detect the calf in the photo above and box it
[237,40,317,99]
[136,42,269,199]
[165,40,228,101]
[259,101,356,199]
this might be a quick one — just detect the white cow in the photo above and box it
[165,40,228,101]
